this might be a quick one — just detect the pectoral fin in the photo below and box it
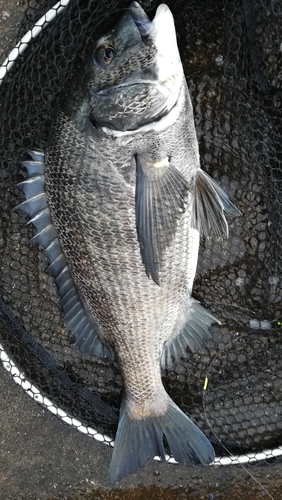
[192,169,240,238]
[135,155,189,285]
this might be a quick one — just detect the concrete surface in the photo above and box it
[1,362,282,500]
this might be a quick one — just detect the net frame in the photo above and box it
[0,0,282,476]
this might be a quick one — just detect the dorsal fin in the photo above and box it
[15,150,114,360]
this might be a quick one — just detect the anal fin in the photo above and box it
[161,299,220,369]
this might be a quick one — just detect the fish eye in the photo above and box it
[94,44,115,68]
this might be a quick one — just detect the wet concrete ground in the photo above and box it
[0,0,25,55]
[1,362,282,500]
[1,1,282,499]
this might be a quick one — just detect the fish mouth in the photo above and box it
[131,2,183,86]
[129,1,153,36]
[97,3,182,99]
[89,3,183,132]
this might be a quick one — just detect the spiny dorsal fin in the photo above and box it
[135,154,190,285]
[192,169,240,238]
[16,150,114,361]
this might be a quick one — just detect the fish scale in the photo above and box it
[16,1,240,485]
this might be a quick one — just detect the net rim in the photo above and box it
[1,341,282,465]
[0,0,281,469]
[0,0,70,85]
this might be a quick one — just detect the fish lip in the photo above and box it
[150,4,183,85]
[95,3,182,96]
[90,3,183,132]
[129,3,182,85]
[128,1,153,36]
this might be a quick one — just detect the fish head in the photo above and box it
[79,2,184,131]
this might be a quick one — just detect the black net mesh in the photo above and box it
[0,0,282,469]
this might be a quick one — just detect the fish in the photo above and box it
[15,1,240,484]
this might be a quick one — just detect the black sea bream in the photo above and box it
[17,1,240,484]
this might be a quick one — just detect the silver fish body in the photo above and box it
[17,2,240,484]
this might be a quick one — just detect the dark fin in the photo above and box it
[21,160,44,176]
[26,149,44,161]
[135,155,189,285]
[29,224,57,247]
[45,238,63,263]
[75,320,114,359]
[13,194,48,216]
[16,176,45,199]
[110,400,166,485]
[109,394,214,485]
[55,266,73,295]
[161,299,220,369]
[46,253,67,277]
[159,397,214,465]
[26,207,51,230]
[15,150,114,361]
[191,169,241,238]
[55,269,114,361]
[22,149,45,175]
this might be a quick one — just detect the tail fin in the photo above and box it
[109,395,214,484]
